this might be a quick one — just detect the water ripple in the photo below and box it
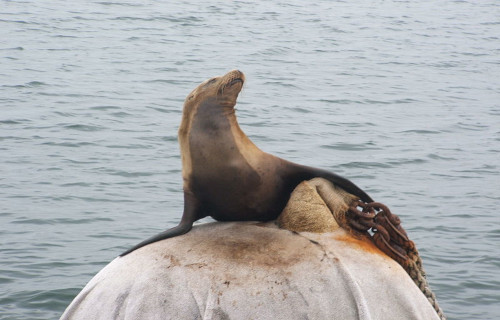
[1,1,499,319]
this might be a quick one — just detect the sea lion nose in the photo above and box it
[230,69,245,82]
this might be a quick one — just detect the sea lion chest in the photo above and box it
[186,102,285,220]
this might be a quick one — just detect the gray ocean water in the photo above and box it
[1,0,499,319]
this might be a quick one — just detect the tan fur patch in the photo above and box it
[277,178,358,233]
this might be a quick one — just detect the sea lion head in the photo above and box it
[184,69,245,110]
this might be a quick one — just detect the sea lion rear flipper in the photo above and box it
[119,192,203,257]
[292,164,373,203]
[321,170,373,203]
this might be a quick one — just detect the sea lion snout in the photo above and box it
[219,69,245,93]
[215,70,245,106]
[224,69,245,83]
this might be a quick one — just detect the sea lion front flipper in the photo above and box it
[119,191,203,257]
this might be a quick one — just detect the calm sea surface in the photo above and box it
[1,1,499,319]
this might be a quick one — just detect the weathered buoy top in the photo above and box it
[61,179,441,320]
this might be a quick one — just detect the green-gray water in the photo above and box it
[1,1,499,319]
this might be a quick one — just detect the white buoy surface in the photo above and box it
[61,221,439,320]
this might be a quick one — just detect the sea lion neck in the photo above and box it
[197,96,236,117]
[213,93,239,111]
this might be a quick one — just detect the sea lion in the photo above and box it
[120,70,373,256]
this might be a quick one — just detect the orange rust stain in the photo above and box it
[334,234,388,258]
